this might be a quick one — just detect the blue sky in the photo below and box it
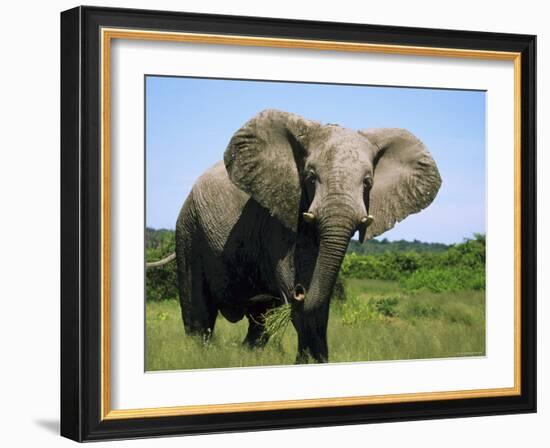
[146,76,485,244]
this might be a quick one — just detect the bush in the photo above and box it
[382,252,422,274]
[340,234,486,293]
[340,253,400,281]
[372,296,400,317]
[339,295,377,325]
[338,294,401,325]
[146,262,178,301]
[401,267,485,293]
[146,228,178,301]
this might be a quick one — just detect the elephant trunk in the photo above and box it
[293,203,356,363]
[303,210,356,315]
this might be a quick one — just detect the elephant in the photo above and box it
[150,109,442,364]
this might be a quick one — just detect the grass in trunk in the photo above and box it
[261,304,292,343]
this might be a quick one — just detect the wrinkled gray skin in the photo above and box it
[175,109,441,363]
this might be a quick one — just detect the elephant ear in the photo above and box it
[358,128,442,241]
[224,109,319,231]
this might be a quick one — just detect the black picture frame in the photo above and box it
[61,5,536,442]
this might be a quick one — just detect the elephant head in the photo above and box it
[224,109,441,362]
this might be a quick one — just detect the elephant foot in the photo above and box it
[295,351,309,365]
[187,327,213,346]
[294,348,328,364]
[201,329,213,346]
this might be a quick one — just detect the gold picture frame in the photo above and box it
[61,6,536,441]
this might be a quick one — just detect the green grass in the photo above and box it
[146,300,296,370]
[146,279,485,371]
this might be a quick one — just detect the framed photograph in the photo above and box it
[60,6,536,441]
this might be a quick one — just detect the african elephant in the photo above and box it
[154,109,441,363]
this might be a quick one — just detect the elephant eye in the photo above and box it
[305,170,317,184]
[363,176,373,190]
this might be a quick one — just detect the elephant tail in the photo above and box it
[146,252,176,269]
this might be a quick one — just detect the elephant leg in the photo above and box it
[176,250,192,333]
[176,195,218,342]
[294,306,329,364]
[189,263,217,339]
[295,328,327,363]
[176,250,217,340]
[243,315,268,348]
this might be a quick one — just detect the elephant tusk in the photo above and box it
[281,291,289,305]
[302,212,316,223]
[360,215,375,227]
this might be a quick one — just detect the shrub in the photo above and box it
[146,262,178,301]
[340,253,400,281]
[372,296,400,317]
[339,294,401,325]
[146,228,178,301]
[401,267,485,293]
[381,252,422,275]
[340,234,486,293]
[339,295,377,325]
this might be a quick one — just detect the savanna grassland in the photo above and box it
[145,231,486,371]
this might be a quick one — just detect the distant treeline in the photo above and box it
[145,228,485,301]
[146,227,175,251]
[146,227,451,255]
[347,238,449,255]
